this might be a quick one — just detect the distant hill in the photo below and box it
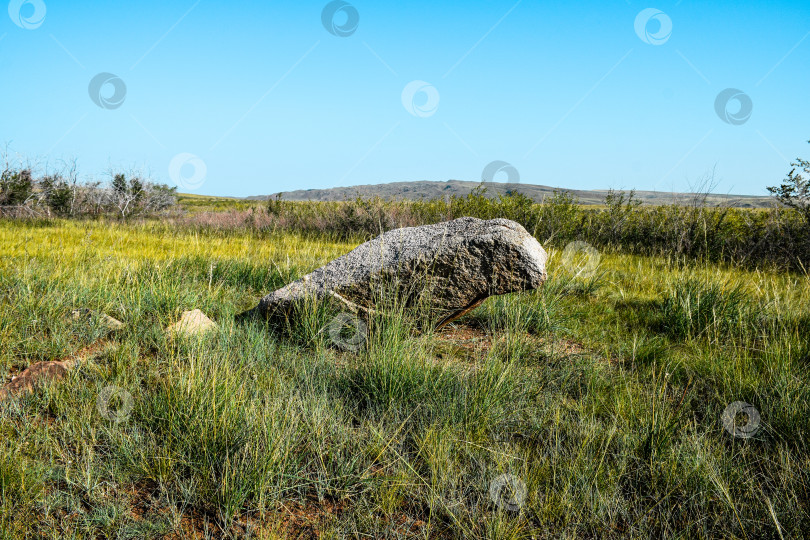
[246,180,773,208]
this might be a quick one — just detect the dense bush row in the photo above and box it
[5,145,810,270]
[177,187,810,271]
[0,164,177,219]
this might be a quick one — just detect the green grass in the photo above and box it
[176,193,256,214]
[0,218,808,538]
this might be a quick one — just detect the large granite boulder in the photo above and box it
[239,217,548,328]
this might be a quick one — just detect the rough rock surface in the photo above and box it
[167,309,218,337]
[240,217,548,328]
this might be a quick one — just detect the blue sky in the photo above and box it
[1,0,808,196]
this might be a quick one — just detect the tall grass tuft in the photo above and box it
[659,278,754,340]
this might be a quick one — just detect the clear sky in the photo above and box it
[2,0,808,196]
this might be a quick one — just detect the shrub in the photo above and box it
[768,139,810,225]
[40,174,74,216]
[535,190,582,244]
[0,168,34,208]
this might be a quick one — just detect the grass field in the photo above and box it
[176,194,256,214]
[1,218,808,538]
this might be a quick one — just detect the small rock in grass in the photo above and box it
[166,309,218,337]
[70,309,125,330]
